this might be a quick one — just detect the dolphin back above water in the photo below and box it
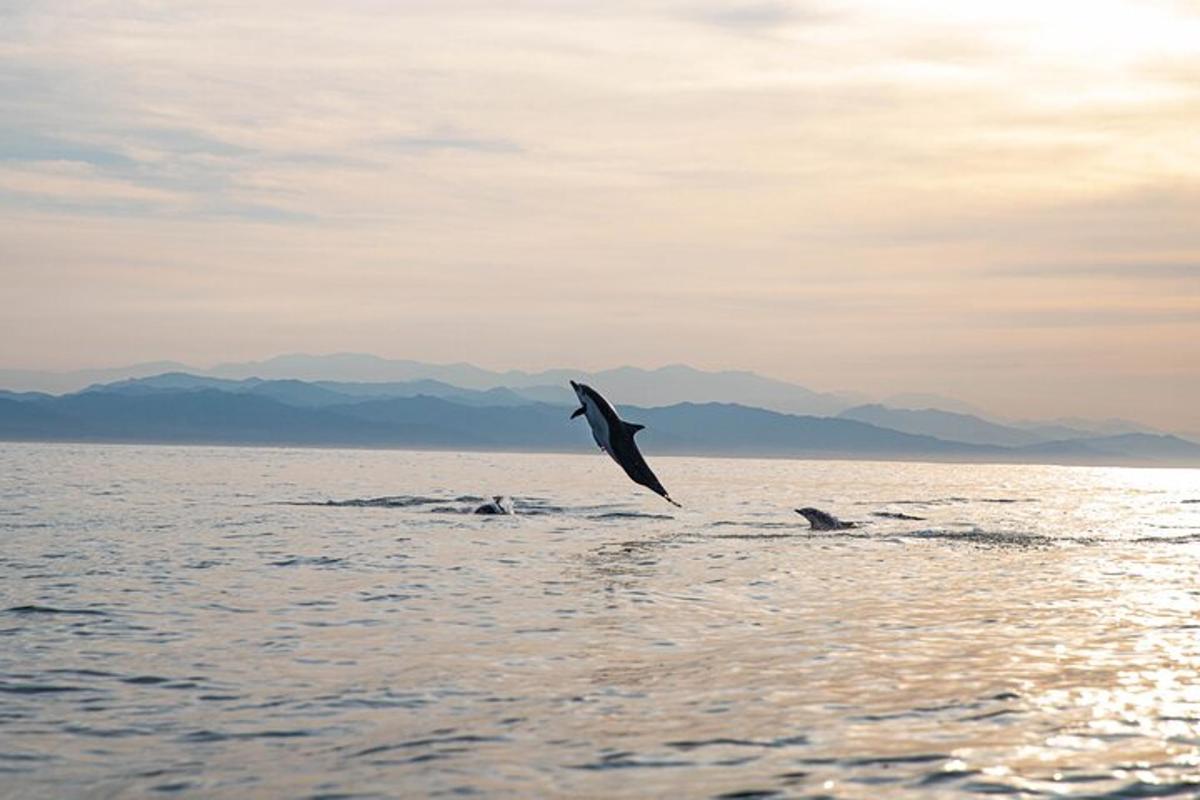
[569,380,680,507]
[474,495,515,515]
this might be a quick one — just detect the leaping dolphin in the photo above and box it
[569,380,680,507]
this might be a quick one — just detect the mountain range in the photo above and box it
[0,354,861,416]
[0,354,1170,432]
[1,365,1197,467]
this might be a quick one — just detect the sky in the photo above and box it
[1,0,1198,430]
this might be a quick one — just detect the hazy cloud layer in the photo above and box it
[1,0,1198,429]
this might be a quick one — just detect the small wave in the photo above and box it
[1066,777,1200,797]
[298,495,537,516]
[710,529,873,541]
[513,499,569,515]
[184,560,224,570]
[178,729,316,743]
[359,593,415,602]
[1132,533,1200,545]
[269,556,345,567]
[201,603,253,614]
[918,770,982,786]
[286,495,687,519]
[843,753,948,767]
[147,781,194,794]
[0,752,54,764]
[571,752,693,771]
[879,497,1036,507]
[327,692,430,710]
[1183,499,1200,504]
[352,734,506,758]
[709,521,809,530]
[708,519,867,538]
[667,734,808,751]
[62,724,154,739]
[709,533,816,540]
[959,708,1021,722]
[590,512,675,521]
[0,682,90,695]
[427,505,469,514]
[288,495,486,508]
[121,675,191,687]
[288,495,687,518]
[851,702,964,722]
[5,605,110,617]
[872,512,927,521]
[903,529,1054,548]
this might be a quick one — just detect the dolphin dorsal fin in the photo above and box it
[623,421,645,435]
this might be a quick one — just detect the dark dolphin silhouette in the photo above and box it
[795,507,857,530]
[474,495,515,515]
[569,380,679,507]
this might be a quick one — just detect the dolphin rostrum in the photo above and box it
[569,380,680,507]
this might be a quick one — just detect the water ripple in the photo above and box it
[4,444,1200,798]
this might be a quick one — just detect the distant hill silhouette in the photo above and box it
[86,372,571,408]
[1,355,1179,442]
[880,392,994,417]
[1,375,1197,466]
[0,361,190,395]
[1011,416,1161,437]
[3,356,858,416]
[839,404,1046,447]
[1011,432,1200,462]
[0,390,996,457]
[628,402,995,457]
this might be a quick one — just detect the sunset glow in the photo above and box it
[2,1,1197,429]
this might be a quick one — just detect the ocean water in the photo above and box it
[2,443,1200,799]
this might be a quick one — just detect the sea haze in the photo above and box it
[2,443,1199,798]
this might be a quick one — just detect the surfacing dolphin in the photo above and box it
[795,507,857,531]
[569,380,680,507]
[474,496,515,515]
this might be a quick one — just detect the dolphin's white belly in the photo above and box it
[582,400,611,453]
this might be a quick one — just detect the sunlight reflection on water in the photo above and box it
[1,443,1199,798]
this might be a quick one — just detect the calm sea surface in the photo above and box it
[2,443,1200,798]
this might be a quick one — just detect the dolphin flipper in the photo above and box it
[571,406,586,419]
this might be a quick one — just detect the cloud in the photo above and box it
[374,134,523,155]
[0,0,1198,429]
[988,262,1200,281]
[683,1,832,31]
[0,161,182,204]
[0,130,135,168]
